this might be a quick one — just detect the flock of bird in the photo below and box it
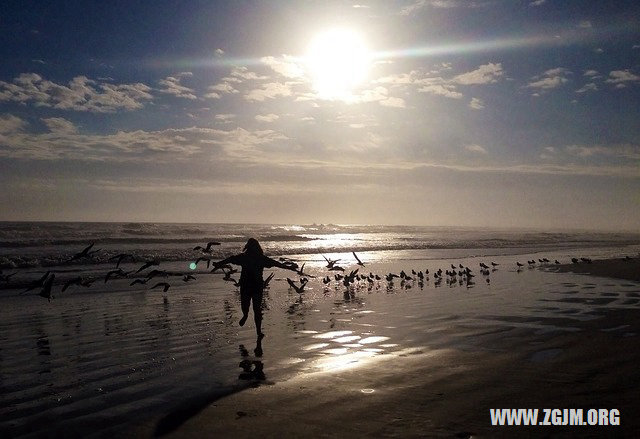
[0,242,636,302]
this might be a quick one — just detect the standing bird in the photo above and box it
[352,252,365,267]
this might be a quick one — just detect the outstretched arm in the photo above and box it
[212,254,241,271]
[265,256,298,272]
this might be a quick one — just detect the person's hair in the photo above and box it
[243,238,264,256]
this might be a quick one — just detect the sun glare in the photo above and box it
[305,29,371,100]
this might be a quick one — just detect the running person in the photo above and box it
[213,238,298,338]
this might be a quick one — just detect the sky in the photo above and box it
[0,0,639,230]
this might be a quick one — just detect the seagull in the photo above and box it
[328,265,345,272]
[352,252,365,267]
[516,262,524,268]
[182,274,196,282]
[322,255,340,269]
[286,278,305,294]
[322,276,331,284]
[151,282,171,292]
[193,241,221,254]
[554,260,561,264]
[195,256,212,269]
[109,253,135,268]
[22,271,52,293]
[263,272,274,289]
[491,262,499,267]
[571,258,579,264]
[68,243,101,262]
[105,268,131,283]
[135,260,160,274]
[39,274,55,302]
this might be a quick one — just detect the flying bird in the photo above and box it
[322,255,340,269]
[135,260,160,274]
[22,271,52,293]
[193,241,221,253]
[182,274,196,282]
[109,253,135,268]
[352,252,365,267]
[286,278,305,294]
[105,268,131,283]
[39,274,55,302]
[68,243,101,262]
[263,272,274,289]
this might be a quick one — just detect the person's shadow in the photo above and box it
[238,337,266,382]
[153,336,266,437]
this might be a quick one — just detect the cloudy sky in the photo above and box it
[1,0,639,230]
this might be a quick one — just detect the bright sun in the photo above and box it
[305,29,371,100]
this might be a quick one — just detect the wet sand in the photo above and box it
[132,259,640,438]
[4,255,640,438]
[140,312,640,438]
[551,257,640,282]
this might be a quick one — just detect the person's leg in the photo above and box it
[252,290,264,338]
[239,288,250,326]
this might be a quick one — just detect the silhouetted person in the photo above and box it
[213,238,298,339]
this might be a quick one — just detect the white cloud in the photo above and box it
[0,73,153,112]
[261,56,306,79]
[418,84,463,99]
[158,72,197,99]
[526,68,571,91]
[0,124,288,163]
[583,70,600,77]
[214,48,225,57]
[204,81,239,99]
[575,83,598,93]
[469,97,485,110]
[380,97,406,108]
[0,114,27,134]
[465,144,487,154]
[215,113,236,122]
[42,117,77,134]
[245,82,293,101]
[605,70,640,84]
[453,63,503,85]
[400,0,492,14]
[578,20,592,29]
[529,0,546,6]
[565,144,640,160]
[255,113,280,123]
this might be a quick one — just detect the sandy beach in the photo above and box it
[3,251,640,438]
[126,257,640,438]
